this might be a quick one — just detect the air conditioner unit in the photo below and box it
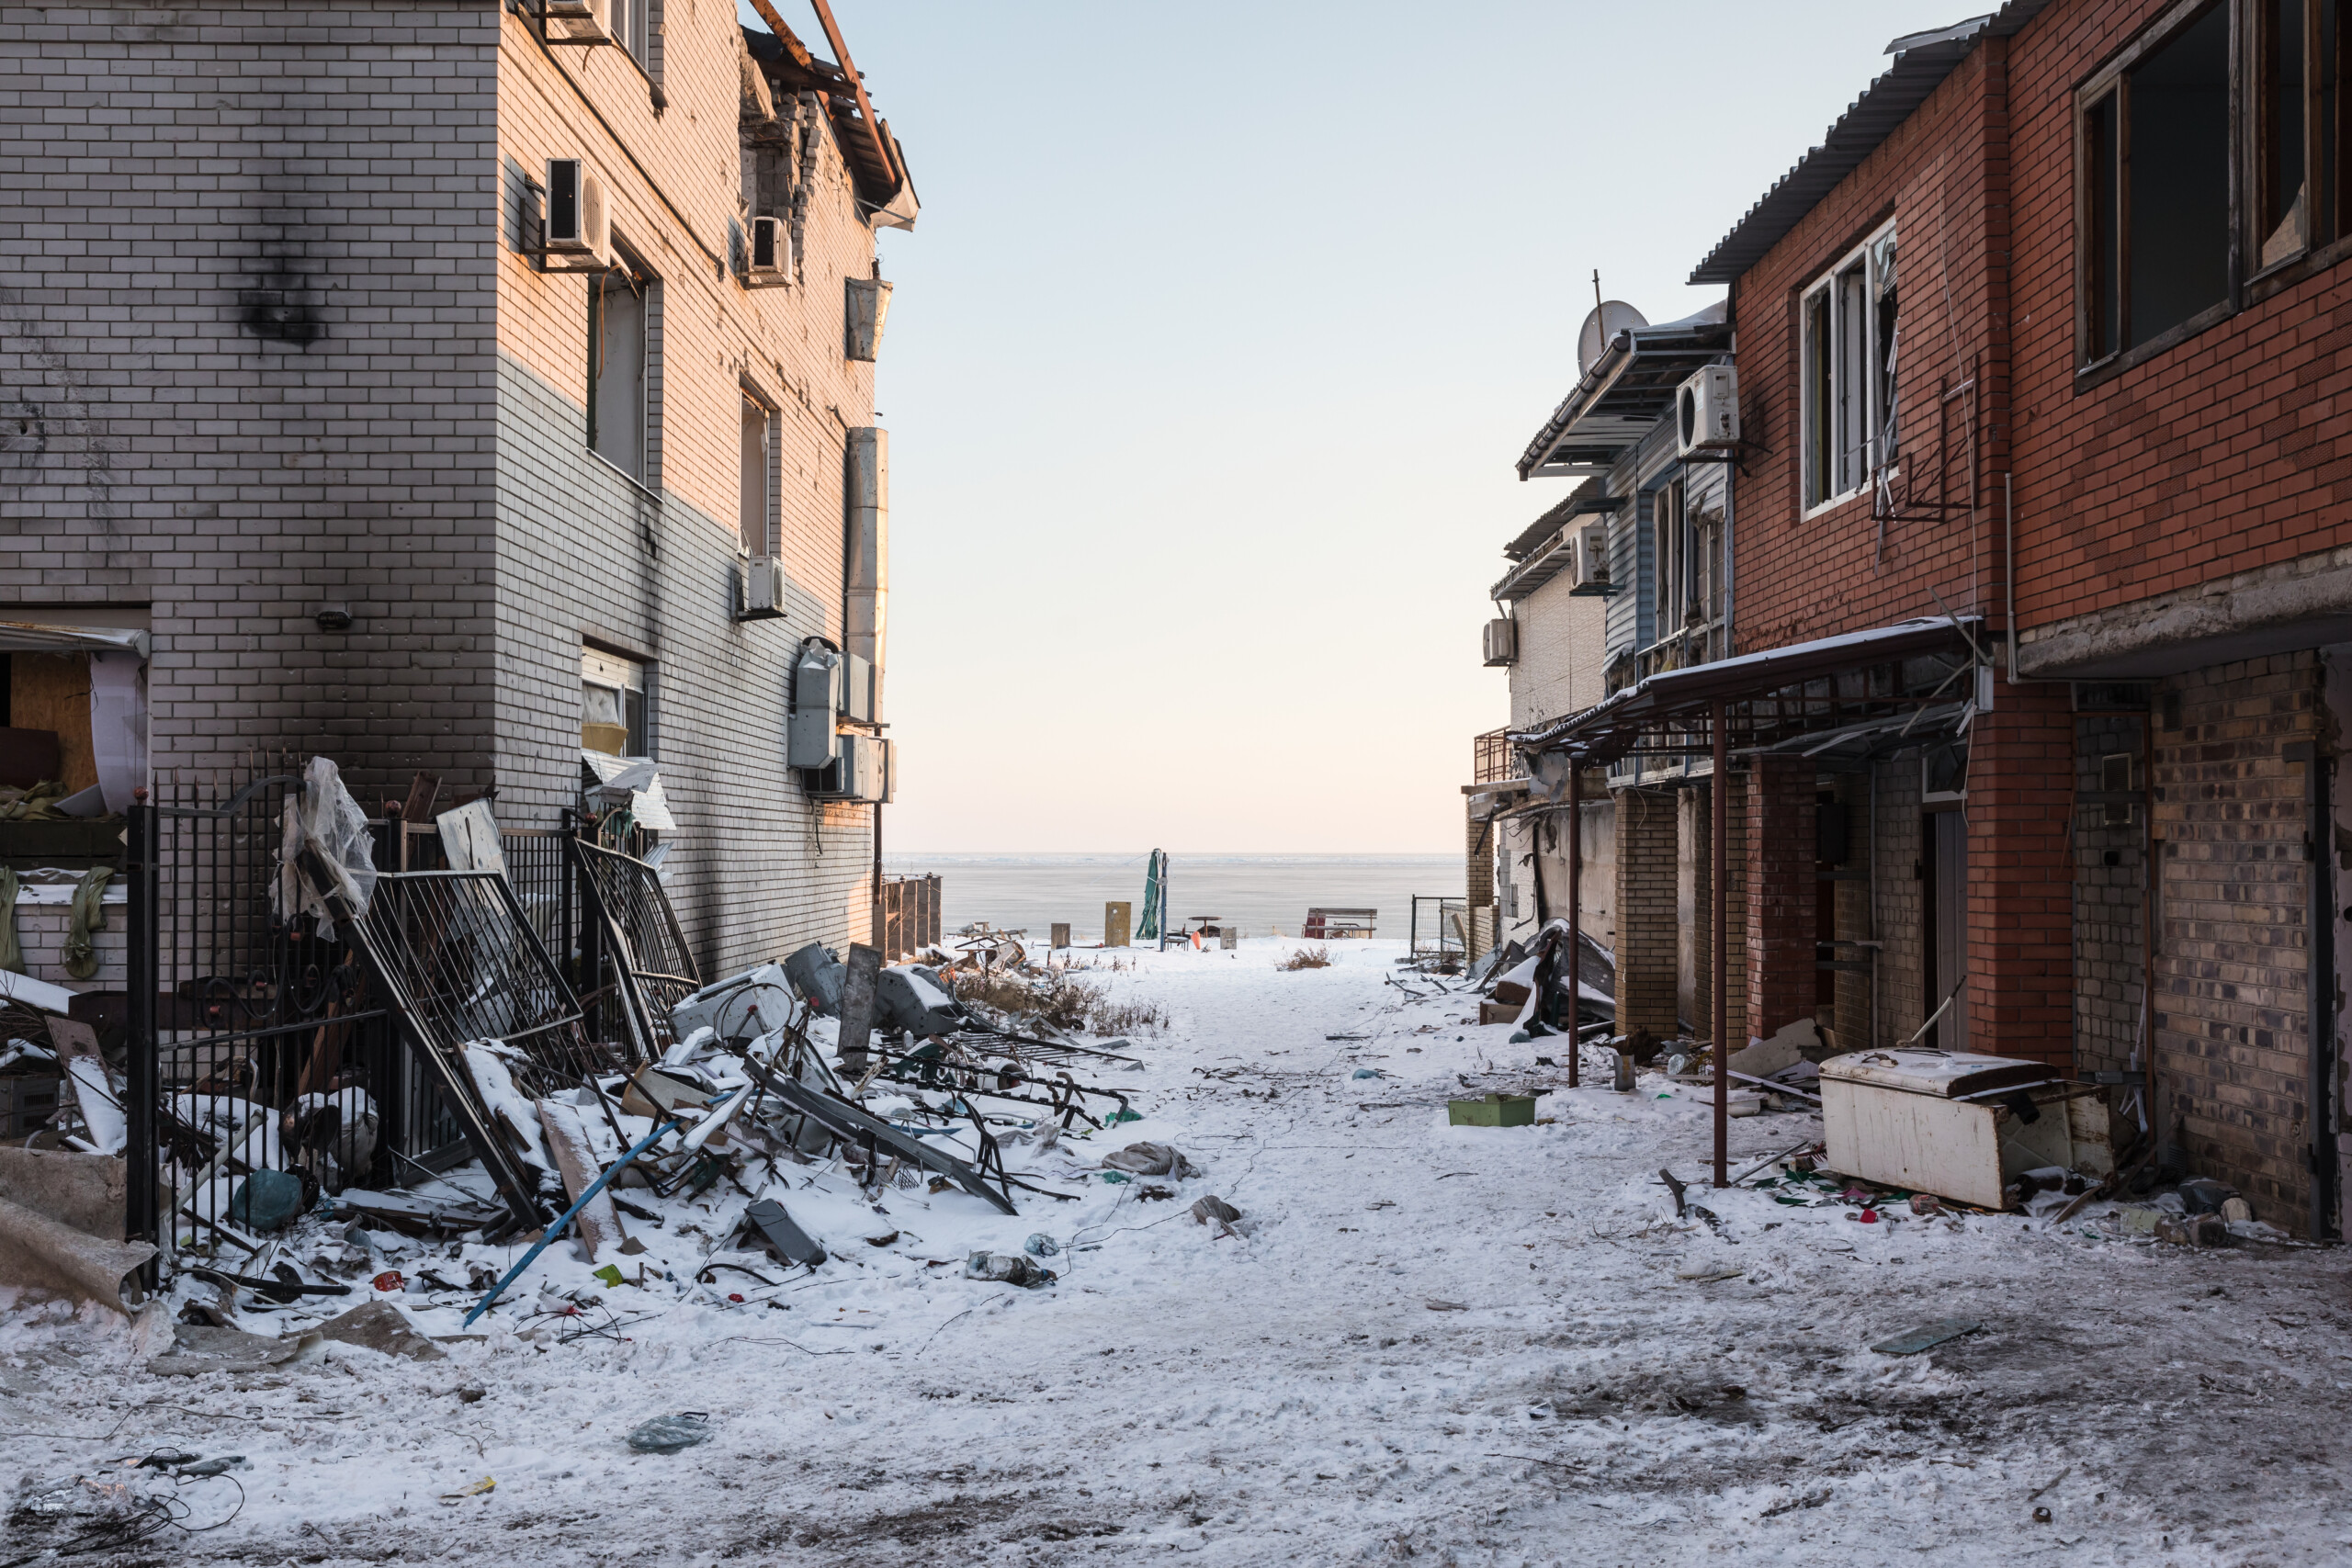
[809,734,890,803]
[738,555,786,621]
[542,0,615,43]
[1676,365,1739,455]
[838,651,875,723]
[543,158,611,271]
[1483,617,1517,668]
[1567,522,1612,596]
[788,643,842,770]
[746,215,791,286]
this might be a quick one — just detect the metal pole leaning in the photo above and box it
[1567,758,1581,1089]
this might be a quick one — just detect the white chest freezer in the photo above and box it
[1819,1049,2115,1210]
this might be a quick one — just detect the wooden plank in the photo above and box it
[537,1100,625,1264]
[7,653,96,794]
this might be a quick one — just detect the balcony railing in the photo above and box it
[1474,728,1519,784]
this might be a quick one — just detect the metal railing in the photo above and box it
[1474,728,1520,784]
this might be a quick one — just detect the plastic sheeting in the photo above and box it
[279,758,377,940]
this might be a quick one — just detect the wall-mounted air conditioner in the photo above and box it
[746,216,792,287]
[1567,522,1612,596]
[543,158,612,271]
[838,651,875,723]
[1676,365,1739,456]
[738,556,786,621]
[789,643,842,770]
[1483,617,1517,668]
[542,0,615,44]
[808,734,891,803]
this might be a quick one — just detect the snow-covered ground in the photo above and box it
[7,938,2352,1566]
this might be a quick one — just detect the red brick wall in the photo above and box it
[2007,2,2352,632]
[1746,755,1815,1040]
[1965,689,2076,1065]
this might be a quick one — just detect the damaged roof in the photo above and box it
[1686,3,2052,286]
[1515,302,1730,481]
[742,0,917,229]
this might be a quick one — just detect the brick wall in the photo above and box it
[0,3,897,970]
[1508,573,1608,730]
[1613,786,1678,1038]
[1829,771,1869,1050]
[2151,653,2321,1232]
[1678,776,1748,1047]
[1873,754,1927,1045]
[2075,711,2149,1076]
[1745,755,1814,1040]
[1964,692,2076,1065]
[0,2,503,798]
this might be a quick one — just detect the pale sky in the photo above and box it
[744,1,1977,852]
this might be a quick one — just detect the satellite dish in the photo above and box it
[1577,300,1649,375]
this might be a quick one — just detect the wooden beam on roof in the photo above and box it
[805,0,899,202]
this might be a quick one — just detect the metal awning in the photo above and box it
[1512,615,1983,765]
[1516,306,1731,481]
[0,622,149,659]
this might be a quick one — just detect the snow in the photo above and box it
[6,938,2352,1564]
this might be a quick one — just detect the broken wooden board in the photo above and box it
[1870,1317,1984,1356]
[618,1063,711,1121]
[741,1198,826,1268]
[537,1100,625,1264]
[748,1066,1017,1215]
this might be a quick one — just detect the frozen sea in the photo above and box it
[881,851,1462,942]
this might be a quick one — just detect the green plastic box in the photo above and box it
[1447,1093,1537,1128]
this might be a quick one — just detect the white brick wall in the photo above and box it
[1508,572,1607,730]
[1,1,901,968]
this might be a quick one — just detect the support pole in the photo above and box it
[1712,701,1729,1189]
[1567,759,1581,1089]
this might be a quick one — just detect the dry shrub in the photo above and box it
[1278,944,1333,971]
[949,966,1166,1037]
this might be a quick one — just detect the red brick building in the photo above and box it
[1510,0,2352,1235]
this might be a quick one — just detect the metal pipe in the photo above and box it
[2304,740,2335,1239]
[1568,761,1582,1089]
[126,798,157,1287]
[1712,699,1729,1188]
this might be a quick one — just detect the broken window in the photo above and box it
[740,393,772,554]
[582,648,648,758]
[588,270,650,482]
[1800,221,1895,509]
[2251,0,2352,267]
[2078,3,2231,361]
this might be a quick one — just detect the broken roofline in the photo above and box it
[741,0,914,220]
[1685,2,2053,286]
[1511,615,1984,763]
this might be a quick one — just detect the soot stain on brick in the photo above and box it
[237,217,327,346]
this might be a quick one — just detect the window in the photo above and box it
[609,0,650,65]
[1647,479,1724,656]
[740,393,772,553]
[2079,5,2231,361]
[588,271,649,480]
[582,648,648,757]
[1800,222,1897,509]
[2250,0,2352,267]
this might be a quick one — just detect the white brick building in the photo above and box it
[0,0,915,970]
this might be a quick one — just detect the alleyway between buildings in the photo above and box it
[7,941,2351,1567]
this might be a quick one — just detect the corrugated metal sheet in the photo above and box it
[1686,1,2054,287]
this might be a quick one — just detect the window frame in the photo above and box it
[587,260,659,490]
[1798,219,1897,515]
[738,389,778,557]
[2071,0,2352,382]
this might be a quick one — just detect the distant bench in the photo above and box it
[1303,908,1376,940]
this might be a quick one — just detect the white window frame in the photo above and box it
[1800,220,1898,513]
